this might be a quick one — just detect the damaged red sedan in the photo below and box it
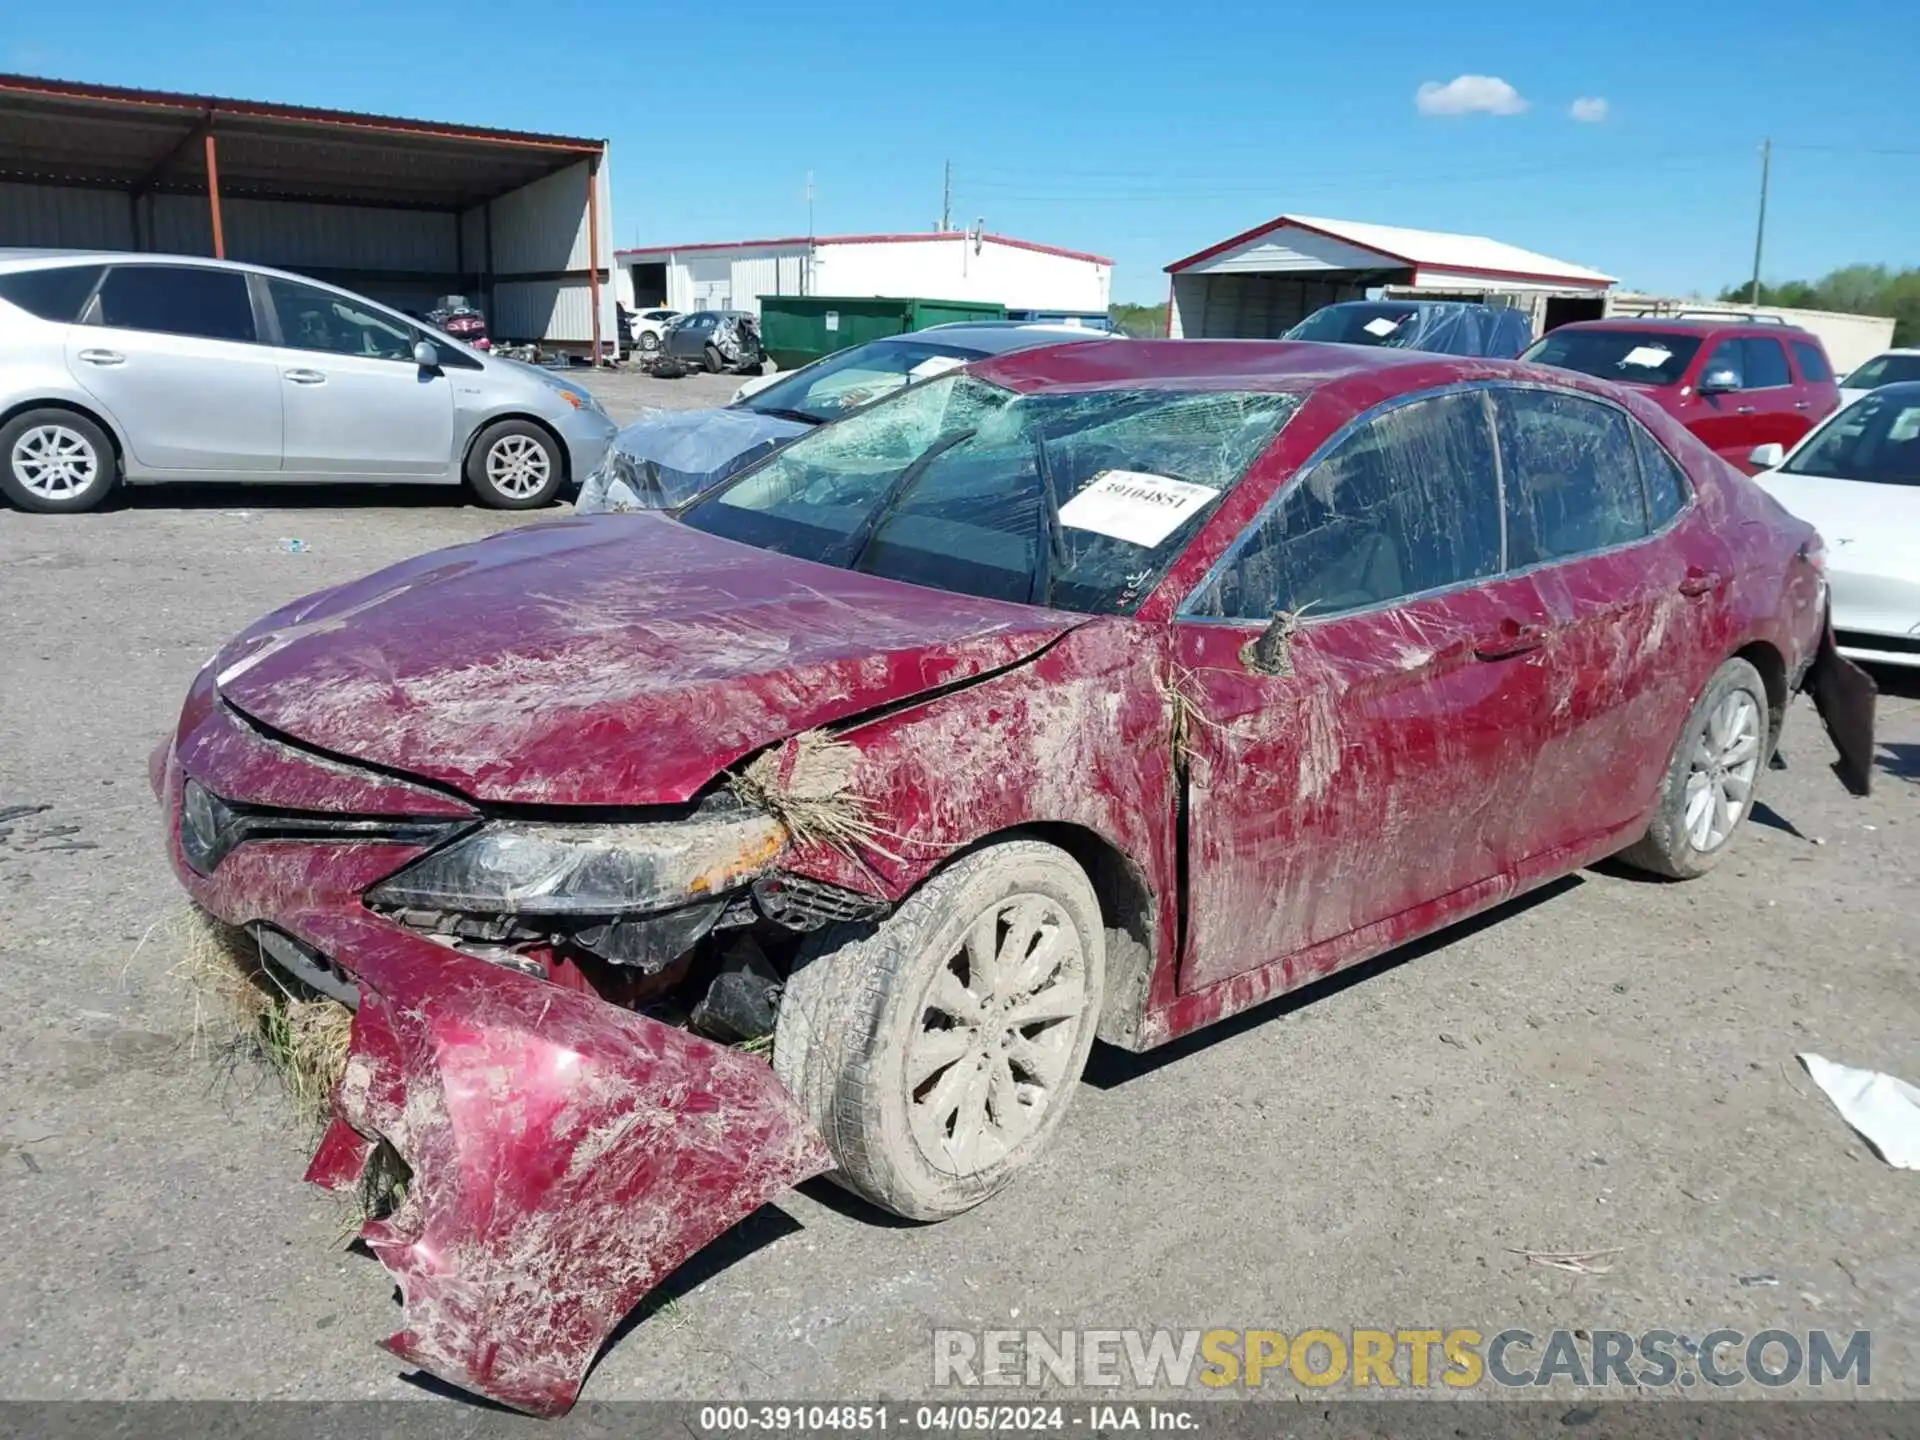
[155,340,1874,1414]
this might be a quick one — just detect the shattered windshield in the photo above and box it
[682,374,1302,614]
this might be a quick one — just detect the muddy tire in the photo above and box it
[1617,657,1769,880]
[775,840,1105,1221]
[465,419,563,509]
[0,408,116,513]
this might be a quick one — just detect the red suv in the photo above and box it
[1521,316,1839,472]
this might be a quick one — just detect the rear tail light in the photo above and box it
[1801,534,1828,573]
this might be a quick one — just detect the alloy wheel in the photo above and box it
[486,434,552,498]
[11,424,99,500]
[1684,689,1761,851]
[906,894,1090,1176]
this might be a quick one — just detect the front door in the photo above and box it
[263,278,456,478]
[1175,387,1554,994]
[66,264,282,475]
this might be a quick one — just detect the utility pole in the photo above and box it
[940,160,952,232]
[1749,137,1771,308]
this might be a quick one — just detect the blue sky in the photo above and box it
[8,0,1916,301]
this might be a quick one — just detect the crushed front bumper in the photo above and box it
[155,729,832,1415]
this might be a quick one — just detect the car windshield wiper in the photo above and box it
[1028,432,1070,609]
[747,405,826,426]
[845,427,979,570]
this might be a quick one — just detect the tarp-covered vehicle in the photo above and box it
[578,323,1107,512]
[156,339,1873,1414]
[1285,299,1534,358]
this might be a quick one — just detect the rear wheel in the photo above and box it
[0,408,116,513]
[465,420,563,509]
[1617,657,1769,879]
[775,840,1105,1221]
[639,331,660,353]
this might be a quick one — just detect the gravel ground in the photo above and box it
[2,371,1917,1411]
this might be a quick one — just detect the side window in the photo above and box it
[0,264,103,322]
[1195,390,1502,621]
[1791,341,1833,383]
[266,279,416,361]
[1496,389,1649,566]
[1743,337,1791,389]
[1702,339,1745,388]
[1631,423,1691,529]
[93,266,255,343]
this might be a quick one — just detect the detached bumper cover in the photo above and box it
[157,742,833,1416]
[1802,619,1878,797]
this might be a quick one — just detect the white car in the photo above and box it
[626,308,680,352]
[1837,347,1920,406]
[1750,381,1920,667]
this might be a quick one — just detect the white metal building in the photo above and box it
[615,231,1113,321]
[1165,214,1616,339]
[0,74,620,356]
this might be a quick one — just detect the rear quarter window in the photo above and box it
[1791,341,1833,383]
[0,264,104,322]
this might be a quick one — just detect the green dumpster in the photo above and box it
[756,295,1008,370]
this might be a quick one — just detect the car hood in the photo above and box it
[577,407,810,512]
[211,514,1077,807]
[496,356,597,407]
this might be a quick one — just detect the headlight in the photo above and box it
[366,802,784,916]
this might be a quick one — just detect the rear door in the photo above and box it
[1788,338,1841,435]
[262,277,455,479]
[66,264,282,476]
[1739,336,1805,455]
[1175,387,1554,993]
[1493,386,1731,861]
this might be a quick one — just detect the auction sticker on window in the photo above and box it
[1059,470,1219,548]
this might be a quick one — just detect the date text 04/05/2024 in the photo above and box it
[696,1404,1199,1432]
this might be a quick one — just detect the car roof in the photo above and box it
[1551,315,1821,342]
[970,337,1516,394]
[900,323,1109,356]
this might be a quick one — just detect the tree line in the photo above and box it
[1719,265,1918,346]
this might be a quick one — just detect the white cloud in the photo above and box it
[1569,97,1610,123]
[1415,75,1529,117]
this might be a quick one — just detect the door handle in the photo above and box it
[1678,567,1726,598]
[77,348,124,366]
[1473,623,1548,660]
[1735,404,1756,414]
[1793,400,1811,410]
[283,369,326,384]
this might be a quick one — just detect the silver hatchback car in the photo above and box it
[0,251,617,513]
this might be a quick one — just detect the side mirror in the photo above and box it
[412,340,441,369]
[1748,442,1786,470]
[1699,367,1741,394]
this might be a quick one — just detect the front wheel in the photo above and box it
[703,344,725,374]
[0,408,116,513]
[465,420,563,509]
[1617,657,1769,879]
[775,840,1105,1221]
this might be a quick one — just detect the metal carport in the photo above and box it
[0,74,617,355]
[1165,214,1615,341]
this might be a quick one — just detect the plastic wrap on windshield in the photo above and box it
[1286,301,1534,359]
[578,407,807,513]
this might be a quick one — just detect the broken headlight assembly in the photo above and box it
[365,801,785,917]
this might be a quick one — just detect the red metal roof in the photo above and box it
[616,231,1113,267]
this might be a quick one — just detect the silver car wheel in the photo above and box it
[1683,689,1761,851]
[906,893,1090,1177]
[486,434,551,498]
[12,424,99,499]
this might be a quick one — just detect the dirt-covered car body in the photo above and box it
[155,340,1867,1415]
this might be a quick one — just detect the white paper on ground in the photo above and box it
[1799,1053,1920,1169]
[1621,344,1673,369]
[1363,316,1402,338]
[1058,470,1219,548]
